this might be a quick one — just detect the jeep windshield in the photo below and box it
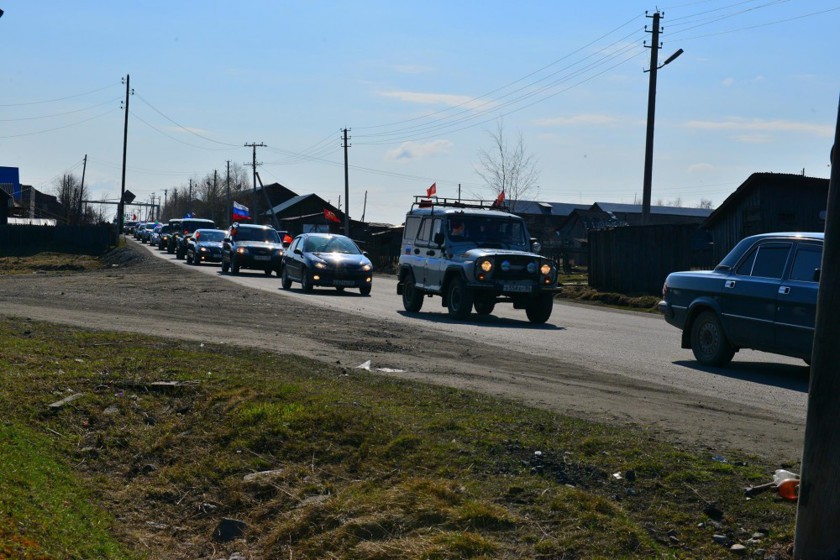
[448,216,529,249]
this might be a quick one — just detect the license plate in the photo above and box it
[334,280,355,286]
[254,255,270,261]
[503,282,533,293]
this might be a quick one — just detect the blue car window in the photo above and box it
[750,244,791,279]
[789,244,822,282]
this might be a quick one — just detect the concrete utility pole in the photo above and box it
[188,178,193,215]
[77,154,87,224]
[794,96,840,559]
[245,142,265,223]
[641,12,682,225]
[118,74,133,234]
[342,128,351,236]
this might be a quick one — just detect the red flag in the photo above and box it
[426,182,437,197]
[324,208,341,223]
[491,190,505,208]
[132,213,137,220]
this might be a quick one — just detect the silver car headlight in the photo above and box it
[314,261,327,270]
[361,263,372,271]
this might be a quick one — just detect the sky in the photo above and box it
[1,1,838,225]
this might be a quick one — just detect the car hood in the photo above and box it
[461,247,542,260]
[236,241,283,250]
[196,241,223,248]
[309,252,371,266]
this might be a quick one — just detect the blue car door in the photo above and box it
[719,242,792,351]
[775,241,821,359]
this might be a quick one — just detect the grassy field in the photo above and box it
[0,314,798,559]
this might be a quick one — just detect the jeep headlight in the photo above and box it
[477,258,493,273]
[540,263,552,276]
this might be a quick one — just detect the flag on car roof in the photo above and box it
[324,208,341,223]
[426,182,436,197]
[232,201,250,221]
[491,190,505,208]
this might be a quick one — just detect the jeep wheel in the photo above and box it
[525,293,554,324]
[301,267,313,292]
[281,267,292,290]
[690,310,734,366]
[447,277,473,320]
[474,300,495,316]
[401,271,424,312]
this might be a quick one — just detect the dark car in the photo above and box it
[281,233,372,295]
[165,219,182,254]
[221,223,285,275]
[157,224,173,250]
[659,232,823,366]
[186,228,226,265]
[173,218,216,260]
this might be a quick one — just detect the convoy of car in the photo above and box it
[132,202,823,369]
[659,232,822,367]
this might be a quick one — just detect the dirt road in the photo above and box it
[0,242,807,465]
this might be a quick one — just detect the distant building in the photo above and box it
[591,202,713,226]
[509,200,589,250]
[703,172,829,262]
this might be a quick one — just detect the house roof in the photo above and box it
[592,202,713,218]
[703,172,830,228]
[512,200,589,216]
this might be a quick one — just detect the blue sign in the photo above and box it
[0,167,21,200]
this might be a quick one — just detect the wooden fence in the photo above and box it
[588,224,713,295]
[0,224,117,256]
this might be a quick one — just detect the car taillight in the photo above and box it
[662,283,669,298]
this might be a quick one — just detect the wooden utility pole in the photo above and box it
[77,154,87,224]
[342,128,350,236]
[225,160,231,227]
[794,95,840,559]
[245,143,265,223]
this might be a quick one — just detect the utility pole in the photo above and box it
[361,190,367,223]
[163,188,168,219]
[188,178,193,216]
[225,160,231,227]
[245,142,265,224]
[641,12,661,226]
[458,183,461,202]
[77,154,87,225]
[118,74,133,235]
[213,169,218,224]
[641,11,682,225]
[342,128,351,236]
[794,96,840,559]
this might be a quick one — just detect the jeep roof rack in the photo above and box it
[411,196,507,212]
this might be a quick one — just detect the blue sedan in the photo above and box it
[659,232,822,366]
[281,233,373,296]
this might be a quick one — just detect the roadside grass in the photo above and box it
[0,317,797,559]
[0,253,103,275]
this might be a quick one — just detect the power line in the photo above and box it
[0,82,120,107]
[134,93,241,148]
[0,97,122,122]
[0,107,119,139]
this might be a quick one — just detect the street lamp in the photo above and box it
[641,10,683,225]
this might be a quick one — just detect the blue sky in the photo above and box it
[1,1,838,224]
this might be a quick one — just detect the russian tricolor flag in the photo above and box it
[233,201,250,222]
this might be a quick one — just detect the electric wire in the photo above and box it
[0,107,120,139]
[0,97,122,122]
[0,82,119,107]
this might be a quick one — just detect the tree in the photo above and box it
[53,173,87,225]
[474,121,539,211]
[698,199,713,209]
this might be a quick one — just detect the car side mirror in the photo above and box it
[433,232,444,246]
[362,251,369,257]
[814,268,821,282]
[294,248,303,255]
[531,240,542,253]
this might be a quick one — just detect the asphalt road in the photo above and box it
[141,240,809,462]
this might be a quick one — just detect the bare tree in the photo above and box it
[698,198,713,209]
[474,120,539,211]
[53,173,88,225]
